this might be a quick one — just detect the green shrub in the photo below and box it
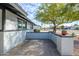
[71,32,75,36]
[75,27,79,30]
[60,25,64,29]
[34,29,40,32]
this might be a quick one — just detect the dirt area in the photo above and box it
[4,40,60,56]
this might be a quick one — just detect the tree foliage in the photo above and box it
[35,3,79,32]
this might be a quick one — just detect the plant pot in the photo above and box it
[62,31,67,35]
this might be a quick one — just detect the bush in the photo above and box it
[60,25,64,29]
[48,31,53,32]
[34,29,40,32]
[71,32,75,36]
[75,27,79,30]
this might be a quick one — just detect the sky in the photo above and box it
[19,3,42,26]
[19,3,79,27]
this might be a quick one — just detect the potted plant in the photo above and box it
[62,30,67,35]
[61,25,67,35]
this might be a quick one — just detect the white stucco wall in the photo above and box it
[51,34,74,56]
[60,37,74,55]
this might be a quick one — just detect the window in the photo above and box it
[22,21,27,29]
[18,19,23,30]
[18,18,27,30]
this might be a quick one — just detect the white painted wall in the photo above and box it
[60,37,74,55]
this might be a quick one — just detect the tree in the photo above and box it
[62,3,79,22]
[35,3,79,33]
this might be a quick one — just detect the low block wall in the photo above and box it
[26,32,74,56]
[51,33,74,56]
[26,32,50,40]
[0,31,74,56]
[60,37,74,56]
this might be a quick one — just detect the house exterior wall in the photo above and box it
[33,26,41,29]
[27,21,33,29]
[0,9,3,55]
[4,10,18,30]
[9,3,27,16]
[3,10,33,53]
[0,32,3,55]
[0,4,34,54]
[4,10,18,53]
[0,9,2,30]
[4,31,27,53]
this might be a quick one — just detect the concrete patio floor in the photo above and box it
[4,40,60,56]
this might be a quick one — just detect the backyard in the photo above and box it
[2,29,79,56]
[0,3,79,56]
[40,29,79,56]
[4,40,60,56]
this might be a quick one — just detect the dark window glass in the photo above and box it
[18,18,27,30]
[18,19,23,30]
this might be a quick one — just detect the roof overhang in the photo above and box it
[26,18,37,26]
[9,3,27,16]
[0,3,37,26]
[0,3,27,19]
